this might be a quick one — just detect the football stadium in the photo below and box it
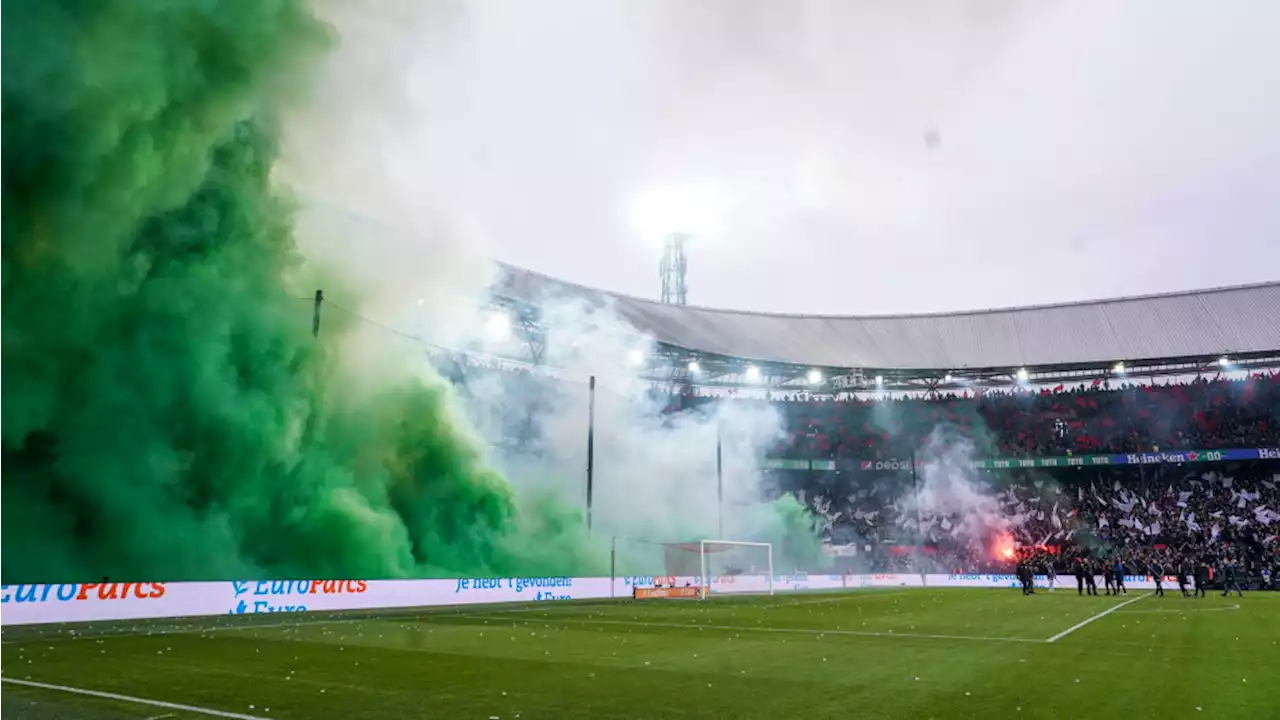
[5,2,1280,720]
[6,254,1280,720]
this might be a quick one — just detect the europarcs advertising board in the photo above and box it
[0,574,1178,626]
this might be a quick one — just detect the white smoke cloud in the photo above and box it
[905,426,1024,561]
[454,293,793,561]
[281,0,498,354]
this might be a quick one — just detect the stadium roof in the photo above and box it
[495,265,1280,373]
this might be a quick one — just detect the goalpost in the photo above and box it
[655,538,773,594]
[697,540,773,598]
[612,537,774,599]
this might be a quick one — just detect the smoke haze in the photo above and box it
[279,0,1280,314]
[287,0,829,574]
[2,0,822,584]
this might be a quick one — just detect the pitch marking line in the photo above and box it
[0,617,365,644]
[1,678,266,719]
[0,602,564,645]
[459,613,1042,644]
[1116,603,1240,615]
[761,590,915,609]
[1046,593,1148,643]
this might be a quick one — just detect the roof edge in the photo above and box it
[497,262,1280,321]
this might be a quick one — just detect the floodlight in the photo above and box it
[1016,368,1029,382]
[628,348,646,366]
[688,360,700,373]
[745,366,761,382]
[484,311,511,342]
[1113,362,1125,374]
[807,369,822,385]
[628,181,728,241]
[874,375,883,385]
[1219,356,1230,367]
[943,374,953,383]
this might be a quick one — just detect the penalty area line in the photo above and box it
[1045,593,1148,643]
[1,678,267,719]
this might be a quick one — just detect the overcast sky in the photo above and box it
[305,0,1280,316]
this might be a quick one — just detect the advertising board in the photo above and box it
[634,587,703,599]
[0,572,1186,626]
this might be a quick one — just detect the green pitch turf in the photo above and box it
[3,589,1277,719]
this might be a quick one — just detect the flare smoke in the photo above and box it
[1,0,822,583]
[906,427,1026,561]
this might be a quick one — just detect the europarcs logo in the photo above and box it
[228,580,368,615]
[1,582,166,604]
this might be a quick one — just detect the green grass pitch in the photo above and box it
[3,588,1277,719]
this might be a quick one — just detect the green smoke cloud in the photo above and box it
[751,495,829,574]
[0,0,596,583]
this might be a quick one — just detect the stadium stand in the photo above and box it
[473,266,1280,587]
[757,377,1279,585]
[742,374,1280,459]
[440,355,1280,585]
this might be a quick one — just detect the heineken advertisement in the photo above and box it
[765,447,1280,473]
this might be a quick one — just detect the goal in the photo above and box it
[608,536,774,599]
[664,540,774,598]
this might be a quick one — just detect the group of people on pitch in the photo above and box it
[1013,548,1251,598]
[1062,554,1248,598]
[1069,557,1131,596]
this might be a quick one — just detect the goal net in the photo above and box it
[663,540,774,598]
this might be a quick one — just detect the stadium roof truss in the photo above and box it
[490,264,1280,392]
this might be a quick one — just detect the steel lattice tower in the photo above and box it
[660,233,689,305]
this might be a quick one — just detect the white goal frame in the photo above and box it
[699,539,774,599]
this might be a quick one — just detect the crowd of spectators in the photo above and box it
[765,374,1280,583]
[767,374,1280,460]
[436,352,1280,463]
[803,465,1279,584]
